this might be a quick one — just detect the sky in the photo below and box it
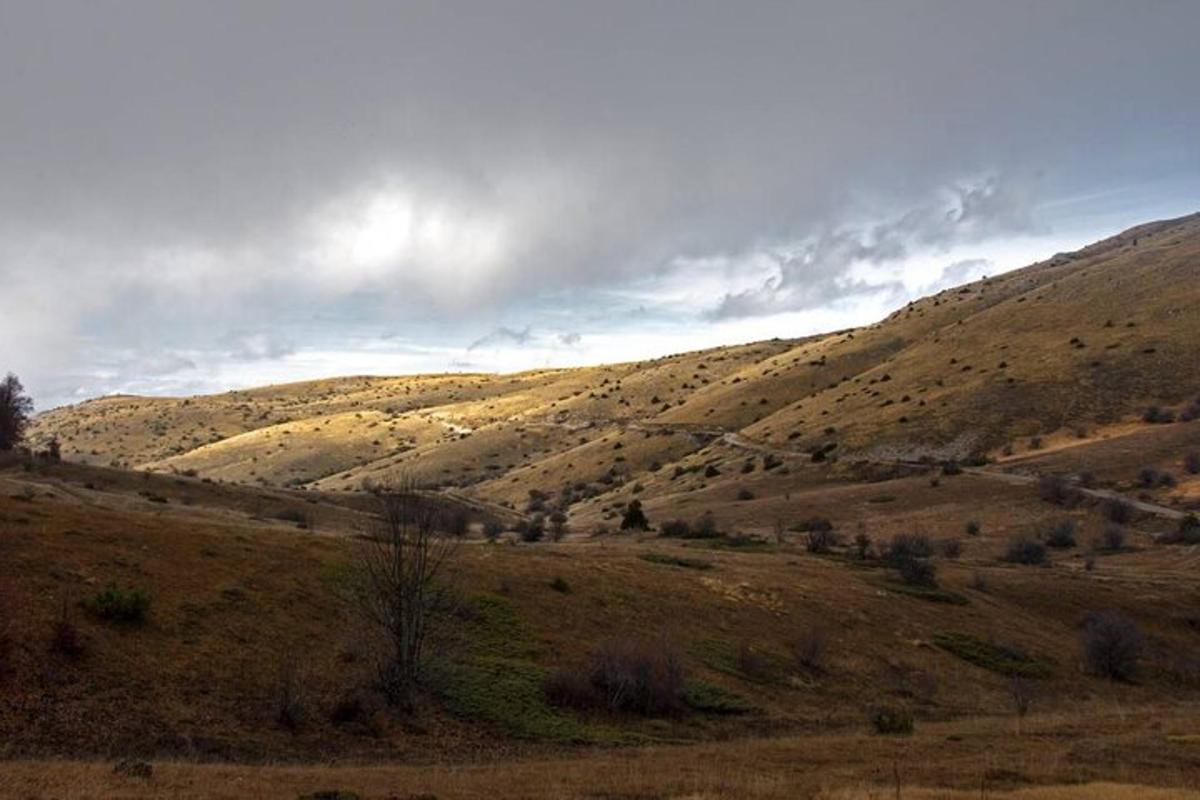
[1,1,1197,410]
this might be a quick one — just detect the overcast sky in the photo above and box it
[2,1,1197,409]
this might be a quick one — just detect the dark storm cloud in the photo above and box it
[1,1,1197,404]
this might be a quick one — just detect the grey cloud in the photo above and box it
[935,259,994,289]
[711,177,1037,318]
[221,331,297,361]
[0,2,1197,404]
[468,326,534,351]
[558,332,582,347]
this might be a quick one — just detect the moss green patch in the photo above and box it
[317,560,362,596]
[430,594,624,743]
[878,581,970,605]
[639,553,714,570]
[684,536,776,553]
[933,632,1053,678]
[690,639,792,686]
[680,681,759,715]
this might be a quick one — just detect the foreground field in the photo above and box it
[4,707,1200,799]
[3,445,1200,797]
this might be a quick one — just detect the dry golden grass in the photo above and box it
[4,709,1200,799]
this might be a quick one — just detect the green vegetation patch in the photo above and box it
[690,638,792,686]
[429,594,623,743]
[878,581,970,605]
[639,552,714,570]
[684,536,776,553]
[83,583,151,623]
[680,680,759,715]
[933,632,1053,678]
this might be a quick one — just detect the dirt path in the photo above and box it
[957,466,1186,520]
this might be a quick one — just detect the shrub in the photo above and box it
[1010,676,1035,720]
[1098,523,1127,552]
[1167,513,1200,544]
[897,557,938,587]
[939,539,963,559]
[275,508,308,526]
[659,518,692,538]
[549,576,571,594]
[704,464,721,478]
[692,513,719,539]
[546,636,685,716]
[1142,406,1175,424]
[1102,498,1133,524]
[794,517,833,533]
[50,597,84,658]
[83,584,150,624]
[447,510,470,538]
[1185,452,1200,475]
[548,510,568,541]
[735,487,755,501]
[884,533,935,563]
[1138,466,1176,488]
[275,658,307,730]
[1045,520,1077,549]
[792,628,827,673]
[868,705,914,735]
[941,461,962,476]
[619,500,649,531]
[1038,475,1082,507]
[542,664,601,711]
[851,532,873,560]
[482,520,504,543]
[1081,612,1142,681]
[1004,536,1047,565]
[964,520,981,536]
[805,527,839,554]
[521,514,546,542]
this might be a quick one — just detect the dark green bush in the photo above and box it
[1081,611,1142,681]
[868,705,913,735]
[1045,520,1077,549]
[619,500,649,531]
[1004,536,1047,565]
[83,583,150,624]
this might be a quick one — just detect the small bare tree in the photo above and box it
[1010,676,1034,735]
[0,373,33,451]
[355,480,457,711]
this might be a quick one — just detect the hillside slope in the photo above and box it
[29,213,1200,521]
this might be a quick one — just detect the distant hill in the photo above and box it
[31,212,1200,519]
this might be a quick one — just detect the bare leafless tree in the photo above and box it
[354,479,457,710]
[1010,676,1034,735]
[0,373,33,451]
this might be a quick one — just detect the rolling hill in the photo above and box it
[6,212,1200,798]
[30,212,1200,526]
